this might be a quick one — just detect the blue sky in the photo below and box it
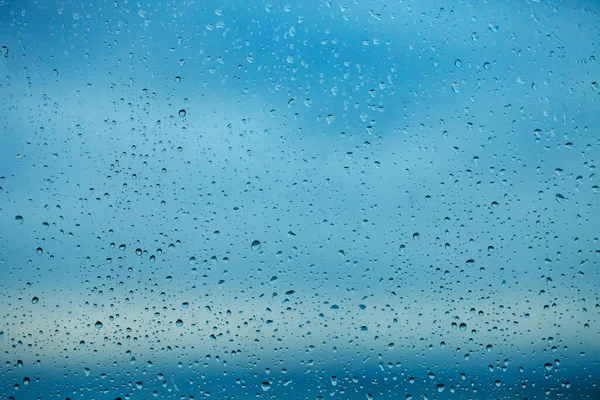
[1,0,599,398]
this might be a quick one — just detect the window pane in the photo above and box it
[1,1,598,399]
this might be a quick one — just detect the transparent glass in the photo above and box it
[1,1,598,399]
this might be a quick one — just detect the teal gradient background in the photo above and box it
[1,0,599,399]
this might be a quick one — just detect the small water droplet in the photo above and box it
[15,215,24,225]
[251,240,261,250]
[36,247,43,255]
[1,46,8,57]
[412,233,420,241]
[452,82,460,93]
[175,319,184,327]
[455,59,462,67]
[179,109,186,117]
[31,297,39,304]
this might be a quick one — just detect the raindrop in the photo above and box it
[452,82,460,93]
[251,240,261,250]
[412,233,420,241]
[94,321,103,329]
[176,319,184,327]
[31,297,39,304]
[1,45,8,57]
[179,109,186,117]
[36,247,43,255]
[15,215,24,225]
[459,323,467,332]
[455,59,462,67]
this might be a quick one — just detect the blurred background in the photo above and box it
[0,0,598,398]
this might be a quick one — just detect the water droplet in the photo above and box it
[15,215,24,225]
[119,244,126,251]
[178,109,186,117]
[94,321,103,329]
[466,259,475,267]
[31,297,39,304]
[261,381,270,391]
[455,59,462,67]
[251,240,261,250]
[459,323,467,332]
[36,247,43,255]
[412,233,420,241]
[483,62,491,70]
[452,82,460,93]
[135,248,142,256]
[175,76,181,83]
[52,69,58,77]
[437,384,445,392]
[1,46,8,57]
[544,363,553,371]
[555,193,565,203]
[175,319,184,327]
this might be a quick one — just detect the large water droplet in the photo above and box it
[94,321,103,329]
[15,215,24,225]
[251,240,261,251]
